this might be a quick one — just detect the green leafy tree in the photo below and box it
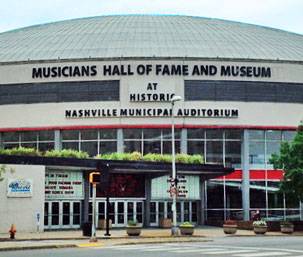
[0,165,15,182]
[271,122,303,203]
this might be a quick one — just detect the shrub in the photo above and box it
[179,221,194,228]
[127,220,138,226]
[130,151,142,161]
[44,149,89,159]
[0,147,40,156]
[253,220,267,227]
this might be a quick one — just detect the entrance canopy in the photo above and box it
[0,154,234,180]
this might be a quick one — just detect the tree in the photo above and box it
[271,122,303,203]
[0,165,15,182]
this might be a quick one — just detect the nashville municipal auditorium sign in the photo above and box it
[31,63,272,119]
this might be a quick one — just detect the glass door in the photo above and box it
[72,202,81,227]
[44,202,49,229]
[62,202,70,227]
[45,201,81,229]
[150,202,158,226]
[117,202,125,226]
[51,202,60,228]
[127,202,134,223]
[136,202,143,225]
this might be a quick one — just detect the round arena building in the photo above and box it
[0,15,302,232]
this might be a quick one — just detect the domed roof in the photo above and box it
[0,15,303,63]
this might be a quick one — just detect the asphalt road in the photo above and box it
[2,236,303,257]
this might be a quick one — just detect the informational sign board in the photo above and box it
[152,175,200,200]
[45,170,84,200]
[7,179,33,197]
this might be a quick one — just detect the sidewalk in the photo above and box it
[0,226,302,251]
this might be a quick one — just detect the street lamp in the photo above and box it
[170,95,182,236]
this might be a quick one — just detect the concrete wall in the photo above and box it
[0,164,45,233]
[0,60,302,129]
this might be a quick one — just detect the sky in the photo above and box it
[0,0,302,34]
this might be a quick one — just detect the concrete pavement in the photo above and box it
[0,226,302,251]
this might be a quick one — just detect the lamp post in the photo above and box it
[170,95,182,236]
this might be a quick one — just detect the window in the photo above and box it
[2,131,54,151]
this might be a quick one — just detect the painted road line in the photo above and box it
[205,249,260,255]
[171,248,225,253]
[77,242,104,248]
[108,245,178,251]
[233,252,291,257]
[144,246,196,251]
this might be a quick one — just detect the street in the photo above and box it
[2,236,303,257]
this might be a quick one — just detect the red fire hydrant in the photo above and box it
[9,224,16,239]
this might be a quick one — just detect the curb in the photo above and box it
[0,237,212,251]
[0,235,206,242]
[113,238,213,246]
[0,244,77,252]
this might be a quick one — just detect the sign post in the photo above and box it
[89,172,100,242]
[36,212,40,232]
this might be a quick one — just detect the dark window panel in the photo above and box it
[2,132,19,142]
[206,141,223,163]
[0,80,119,105]
[206,129,223,140]
[61,130,79,140]
[99,141,117,154]
[100,129,117,140]
[187,129,205,139]
[39,131,54,141]
[123,129,142,139]
[187,141,204,155]
[21,142,37,149]
[225,141,241,166]
[143,129,161,140]
[81,141,98,157]
[162,140,180,154]
[38,142,54,152]
[21,131,37,142]
[80,130,98,140]
[143,141,161,154]
[185,80,303,103]
[62,142,79,151]
[162,129,181,140]
[225,130,242,140]
[123,141,142,153]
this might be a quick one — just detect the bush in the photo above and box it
[0,147,40,156]
[44,149,89,159]
[253,220,267,227]
[127,220,138,226]
[179,221,194,228]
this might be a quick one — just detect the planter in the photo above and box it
[280,224,294,234]
[126,226,141,236]
[160,218,172,228]
[180,226,194,236]
[253,225,267,235]
[223,224,237,234]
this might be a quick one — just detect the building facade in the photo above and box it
[0,15,303,231]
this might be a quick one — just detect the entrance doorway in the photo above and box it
[89,199,144,228]
[149,200,198,226]
[44,201,81,229]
